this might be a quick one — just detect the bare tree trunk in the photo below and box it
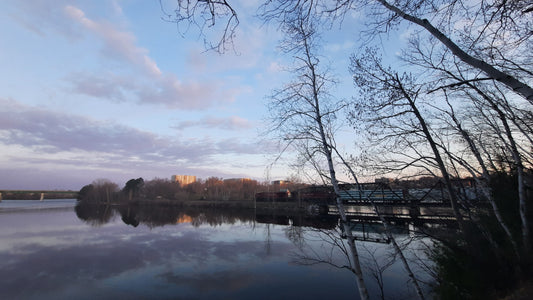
[323,141,369,300]
[395,75,464,226]
[443,96,521,256]
[271,12,371,298]
[464,85,530,251]
[375,0,533,103]
[307,39,370,300]
[338,155,426,299]
[497,108,530,250]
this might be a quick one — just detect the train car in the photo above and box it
[255,190,291,202]
[297,192,335,203]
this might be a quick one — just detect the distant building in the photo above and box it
[171,175,196,186]
[272,180,291,186]
[224,178,252,184]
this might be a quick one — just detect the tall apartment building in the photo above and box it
[171,175,197,186]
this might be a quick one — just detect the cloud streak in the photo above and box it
[63,5,237,110]
[7,0,80,40]
[174,116,254,131]
[0,99,266,187]
[0,99,262,158]
[64,5,161,77]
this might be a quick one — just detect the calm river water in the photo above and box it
[0,199,437,299]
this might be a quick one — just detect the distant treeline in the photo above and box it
[76,177,308,203]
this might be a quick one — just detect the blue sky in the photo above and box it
[0,0,405,190]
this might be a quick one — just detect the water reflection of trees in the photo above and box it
[285,220,440,300]
[360,243,396,300]
[74,201,514,298]
[75,202,115,227]
[76,202,335,229]
[284,214,529,299]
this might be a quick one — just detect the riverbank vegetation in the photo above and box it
[76,177,306,204]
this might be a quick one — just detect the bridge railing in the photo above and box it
[338,189,405,204]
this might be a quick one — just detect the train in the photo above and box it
[254,186,336,203]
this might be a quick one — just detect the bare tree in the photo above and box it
[350,48,464,225]
[360,243,400,300]
[437,93,521,257]
[170,1,532,103]
[267,9,370,299]
[161,0,238,53]
[91,178,120,203]
[372,0,533,102]
[466,88,531,250]
[259,0,533,102]
[399,31,532,251]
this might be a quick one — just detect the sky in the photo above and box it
[0,0,403,190]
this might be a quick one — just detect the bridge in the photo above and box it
[0,190,78,201]
[298,177,480,206]
[332,182,475,222]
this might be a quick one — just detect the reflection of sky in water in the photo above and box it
[0,205,433,299]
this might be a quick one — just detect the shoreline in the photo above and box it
[77,198,329,215]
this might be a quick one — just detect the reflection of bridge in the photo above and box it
[333,199,464,244]
[254,204,460,244]
[0,190,78,201]
[333,205,460,243]
[339,216,457,244]
[330,203,459,222]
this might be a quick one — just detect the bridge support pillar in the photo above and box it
[40,193,44,201]
[0,192,2,202]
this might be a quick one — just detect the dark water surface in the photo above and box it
[0,200,435,299]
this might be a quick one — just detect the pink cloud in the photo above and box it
[64,5,162,77]
[0,99,264,165]
[63,5,238,110]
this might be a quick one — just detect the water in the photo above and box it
[0,200,437,299]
